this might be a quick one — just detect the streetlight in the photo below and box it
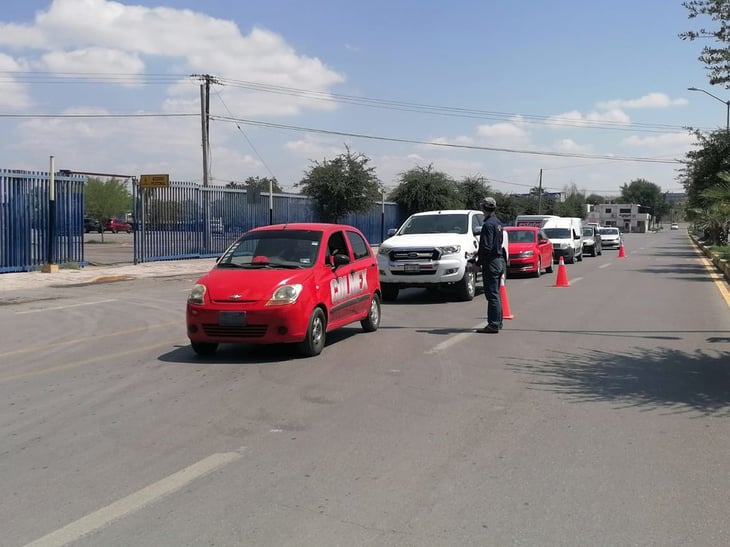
[687,86,730,132]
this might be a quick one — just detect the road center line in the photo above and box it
[427,323,484,353]
[0,321,179,358]
[23,450,243,547]
[0,339,184,384]
[16,299,118,315]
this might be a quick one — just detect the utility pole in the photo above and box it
[193,74,218,252]
[537,168,543,215]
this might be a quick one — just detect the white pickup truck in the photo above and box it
[376,209,509,302]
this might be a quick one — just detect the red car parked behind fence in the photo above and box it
[103,218,132,233]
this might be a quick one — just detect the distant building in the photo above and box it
[586,203,651,233]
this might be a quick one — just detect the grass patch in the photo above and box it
[709,245,730,261]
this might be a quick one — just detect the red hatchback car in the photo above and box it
[103,218,132,233]
[504,226,554,277]
[186,223,382,357]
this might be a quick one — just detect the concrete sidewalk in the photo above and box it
[0,258,218,292]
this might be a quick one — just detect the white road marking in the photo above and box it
[16,299,117,315]
[569,276,583,284]
[599,263,612,269]
[24,450,243,547]
[427,323,484,354]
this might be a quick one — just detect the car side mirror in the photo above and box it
[539,238,549,245]
[387,228,397,237]
[332,253,350,268]
[473,226,482,236]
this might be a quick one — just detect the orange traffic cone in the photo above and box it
[554,256,570,287]
[500,274,514,320]
[618,242,626,258]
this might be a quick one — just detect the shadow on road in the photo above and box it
[506,346,730,417]
[158,327,362,364]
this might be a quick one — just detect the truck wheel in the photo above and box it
[455,270,476,301]
[381,283,399,302]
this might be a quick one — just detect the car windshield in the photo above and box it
[543,227,571,239]
[600,228,619,235]
[508,230,536,243]
[582,227,594,236]
[217,229,322,269]
[399,213,468,235]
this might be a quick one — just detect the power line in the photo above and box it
[210,114,683,164]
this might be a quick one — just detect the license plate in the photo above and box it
[404,263,420,272]
[219,311,247,326]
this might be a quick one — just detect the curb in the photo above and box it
[688,232,730,284]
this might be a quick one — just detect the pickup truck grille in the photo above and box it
[388,248,440,261]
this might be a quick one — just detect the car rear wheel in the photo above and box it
[191,341,218,356]
[381,283,399,302]
[361,294,381,332]
[299,307,326,357]
[455,270,476,301]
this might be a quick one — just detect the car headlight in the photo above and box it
[437,245,461,255]
[377,247,390,256]
[519,250,534,257]
[558,242,569,249]
[267,283,303,306]
[188,284,207,305]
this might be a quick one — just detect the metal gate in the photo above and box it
[0,169,86,273]
[132,181,404,264]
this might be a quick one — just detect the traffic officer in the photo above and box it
[477,197,505,333]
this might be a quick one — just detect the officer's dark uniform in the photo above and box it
[477,201,505,332]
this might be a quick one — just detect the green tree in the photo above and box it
[679,129,730,208]
[389,164,461,216]
[586,194,606,205]
[680,0,730,86]
[553,184,587,218]
[456,175,492,210]
[84,178,132,222]
[227,176,283,193]
[296,146,382,223]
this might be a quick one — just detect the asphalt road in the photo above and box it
[2,230,730,546]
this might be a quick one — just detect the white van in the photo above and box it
[514,214,559,228]
[542,217,583,263]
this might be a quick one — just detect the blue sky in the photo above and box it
[0,0,723,195]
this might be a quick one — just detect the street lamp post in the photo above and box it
[688,86,730,132]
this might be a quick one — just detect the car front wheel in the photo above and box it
[533,257,542,278]
[299,307,326,357]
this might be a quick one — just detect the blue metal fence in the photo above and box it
[132,181,405,263]
[0,169,86,273]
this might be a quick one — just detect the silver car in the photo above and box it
[598,226,622,248]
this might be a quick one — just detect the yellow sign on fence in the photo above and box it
[139,174,170,188]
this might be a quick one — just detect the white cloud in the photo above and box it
[552,138,593,154]
[477,122,528,139]
[0,53,32,108]
[597,92,688,110]
[621,131,697,152]
[41,47,145,77]
[547,108,630,128]
[2,0,345,118]
[284,134,347,160]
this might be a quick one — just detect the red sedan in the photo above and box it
[103,218,132,233]
[186,223,382,357]
[504,226,554,277]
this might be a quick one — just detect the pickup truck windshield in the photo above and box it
[399,214,468,235]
